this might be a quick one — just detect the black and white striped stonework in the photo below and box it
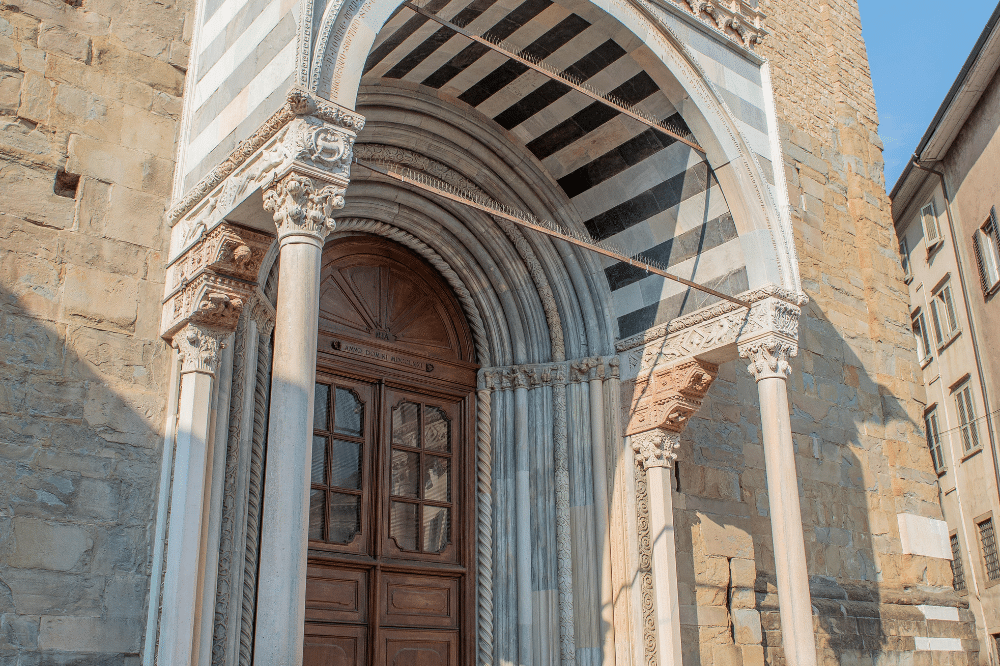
[364,0,749,339]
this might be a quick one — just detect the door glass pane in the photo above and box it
[424,455,450,502]
[330,439,361,489]
[391,450,419,498]
[311,436,327,484]
[423,506,450,553]
[328,492,360,544]
[390,501,418,550]
[392,402,420,448]
[334,387,363,437]
[424,406,450,452]
[314,384,330,431]
[309,489,326,540]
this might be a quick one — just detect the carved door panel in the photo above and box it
[305,378,466,666]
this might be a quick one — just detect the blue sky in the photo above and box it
[858,0,998,190]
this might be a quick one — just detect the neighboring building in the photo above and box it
[891,4,1000,661]
[0,0,978,666]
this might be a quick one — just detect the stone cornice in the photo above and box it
[168,89,363,227]
[652,0,767,51]
[161,223,272,340]
[477,356,620,390]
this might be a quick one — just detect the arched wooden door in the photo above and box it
[304,236,478,666]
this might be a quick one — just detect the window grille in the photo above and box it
[921,201,942,246]
[973,208,1000,295]
[955,383,981,453]
[925,409,944,472]
[950,533,966,592]
[912,312,932,362]
[978,517,1000,582]
[930,283,960,345]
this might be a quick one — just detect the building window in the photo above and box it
[950,533,966,592]
[900,236,912,282]
[930,282,960,346]
[921,201,943,248]
[973,208,1000,296]
[925,408,945,472]
[912,311,932,362]
[955,382,981,453]
[978,517,1000,582]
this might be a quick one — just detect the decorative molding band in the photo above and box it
[477,356,620,390]
[161,223,272,340]
[738,334,796,381]
[632,429,681,470]
[168,89,364,226]
[618,290,802,382]
[622,359,718,437]
[475,387,494,666]
[633,457,657,665]
[175,323,229,375]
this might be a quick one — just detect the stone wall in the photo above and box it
[669,0,978,664]
[0,0,189,660]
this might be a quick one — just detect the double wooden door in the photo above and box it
[304,371,471,666]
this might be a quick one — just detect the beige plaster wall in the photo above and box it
[0,0,191,660]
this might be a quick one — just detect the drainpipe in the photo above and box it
[912,157,1000,643]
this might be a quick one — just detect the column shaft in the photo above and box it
[157,370,216,666]
[757,375,817,666]
[254,236,324,666]
[589,375,615,666]
[514,383,533,666]
[646,465,682,666]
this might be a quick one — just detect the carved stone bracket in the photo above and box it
[175,323,230,375]
[161,222,272,340]
[623,359,718,437]
[738,334,796,382]
[649,0,767,50]
[632,429,681,470]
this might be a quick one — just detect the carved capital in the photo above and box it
[739,335,796,381]
[176,324,229,375]
[161,223,272,340]
[624,359,717,436]
[632,429,680,470]
[263,172,345,242]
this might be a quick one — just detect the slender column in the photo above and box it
[513,371,533,666]
[588,363,615,666]
[622,359,717,666]
[156,325,228,666]
[254,172,346,666]
[631,430,683,666]
[739,336,817,666]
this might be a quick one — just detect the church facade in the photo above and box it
[0,0,980,665]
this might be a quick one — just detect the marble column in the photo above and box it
[588,363,615,666]
[623,360,717,666]
[739,336,817,666]
[513,370,533,666]
[154,222,271,666]
[253,171,346,666]
[156,325,229,666]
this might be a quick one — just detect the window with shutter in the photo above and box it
[930,282,960,347]
[921,202,942,247]
[955,382,981,453]
[975,208,1000,295]
[925,408,944,472]
[899,237,911,281]
[912,312,932,362]
[930,298,945,345]
[950,533,966,592]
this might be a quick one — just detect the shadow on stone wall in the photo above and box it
[0,284,168,664]
[620,296,945,666]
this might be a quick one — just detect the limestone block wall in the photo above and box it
[663,0,980,663]
[0,0,190,660]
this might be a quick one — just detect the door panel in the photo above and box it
[304,624,367,666]
[381,629,457,666]
[380,573,458,628]
[306,565,368,624]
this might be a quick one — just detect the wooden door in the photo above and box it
[304,236,476,666]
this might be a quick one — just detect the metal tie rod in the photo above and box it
[400,0,706,155]
[353,158,750,309]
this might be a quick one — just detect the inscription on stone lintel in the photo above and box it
[331,340,434,373]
